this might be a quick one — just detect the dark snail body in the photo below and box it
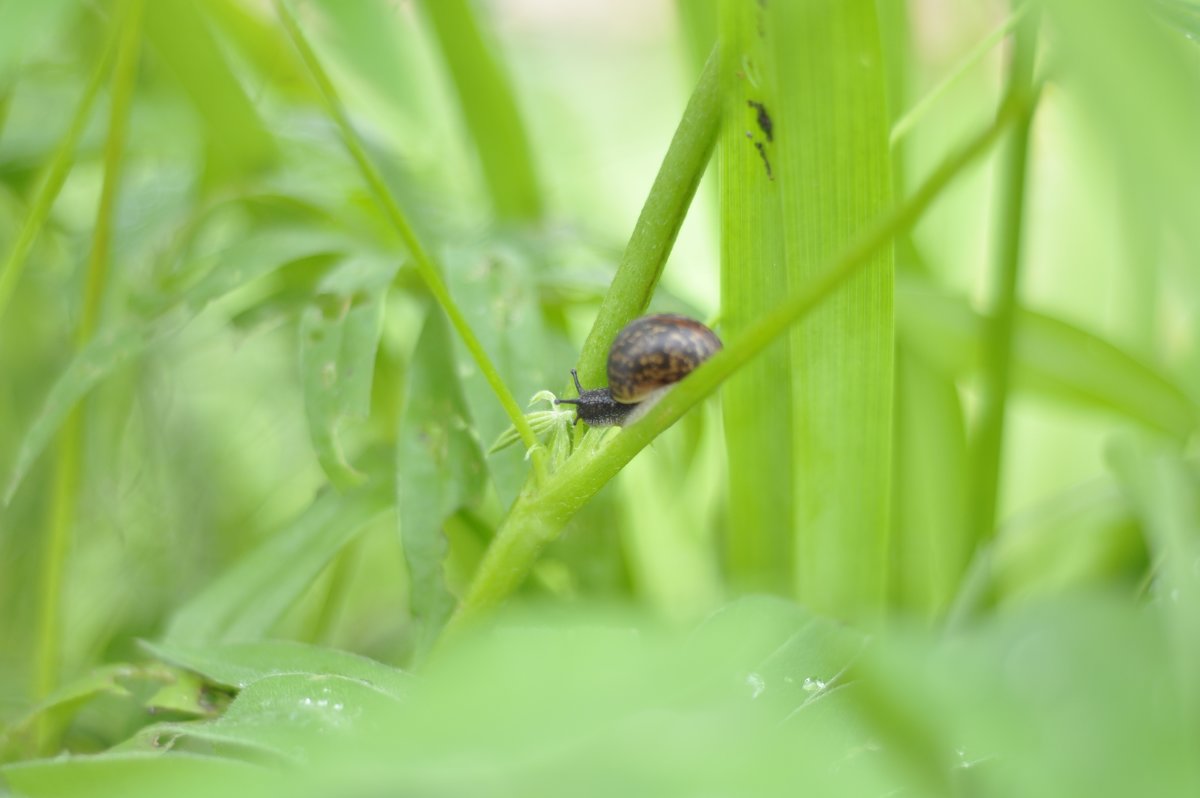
[556,314,721,428]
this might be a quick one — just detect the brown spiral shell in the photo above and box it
[607,314,722,404]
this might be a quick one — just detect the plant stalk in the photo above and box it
[442,99,1023,640]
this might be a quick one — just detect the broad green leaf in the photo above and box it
[164,484,391,644]
[422,0,543,220]
[397,311,487,658]
[140,639,409,697]
[298,258,393,488]
[0,753,273,798]
[147,673,402,762]
[143,0,277,186]
[895,275,1199,439]
[718,0,794,593]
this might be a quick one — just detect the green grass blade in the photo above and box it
[422,0,542,221]
[768,0,895,618]
[164,484,391,644]
[298,259,392,489]
[965,7,1040,549]
[0,22,117,325]
[895,276,1199,440]
[717,0,793,592]
[397,312,487,660]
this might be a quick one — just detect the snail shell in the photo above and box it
[556,314,721,428]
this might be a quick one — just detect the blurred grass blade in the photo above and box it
[895,276,1199,440]
[164,484,390,644]
[397,312,487,659]
[422,0,542,220]
[891,350,971,619]
[965,6,1039,548]
[143,0,277,186]
[0,20,117,324]
[766,0,895,617]
[299,258,393,489]
[718,0,793,592]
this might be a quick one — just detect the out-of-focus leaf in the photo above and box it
[422,0,542,220]
[140,640,409,697]
[896,275,1199,439]
[143,0,277,186]
[3,225,354,504]
[164,484,391,644]
[740,0,896,616]
[397,311,487,658]
[891,350,971,619]
[852,598,1200,797]
[201,0,315,102]
[0,0,75,81]
[298,257,393,488]
[0,753,273,798]
[1106,435,1200,700]
[2,319,176,504]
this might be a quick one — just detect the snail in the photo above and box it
[555,314,722,427]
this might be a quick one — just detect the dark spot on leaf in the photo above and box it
[755,141,774,181]
[748,100,773,141]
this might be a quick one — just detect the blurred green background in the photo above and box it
[1,0,1198,795]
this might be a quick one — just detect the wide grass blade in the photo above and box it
[717,0,794,593]
[769,0,895,617]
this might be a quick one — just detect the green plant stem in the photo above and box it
[273,0,542,478]
[572,46,720,389]
[0,28,120,326]
[441,98,1022,640]
[422,0,542,221]
[33,0,144,748]
[965,9,1040,551]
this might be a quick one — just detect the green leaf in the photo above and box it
[397,311,487,658]
[164,484,391,644]
[721,0,895,613]
[140,639,409,697]
[0,0,75,81]
[0,753,273,798]
[298,258,392,488]
[895,275,1199,439]
[718,0,794,593]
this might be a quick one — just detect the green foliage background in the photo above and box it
[1,0,1198,795]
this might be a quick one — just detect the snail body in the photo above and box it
[556,314,722,427]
